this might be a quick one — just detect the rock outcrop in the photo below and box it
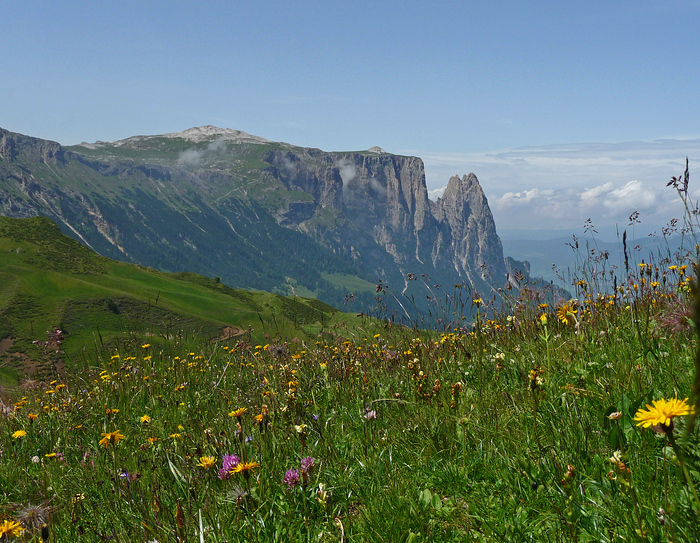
[0,126,529,317]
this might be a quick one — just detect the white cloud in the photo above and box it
[337,158,357,186]
[408,138,700,238]
[603,180,657,214]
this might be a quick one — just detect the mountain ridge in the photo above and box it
[0,125,535,319]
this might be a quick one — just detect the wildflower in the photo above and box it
[528,367,544,390]
[295,424,308,435]
[229,407,247,419]
[45,453,56,458]
[99,430,125,448]
[218,454,240,480]
[316,483,329,505]
[169,433,182,439]
[27,413,38,421]
[0,519,24,538]
[609,450,623,466]
[561,464,575,485]
[197,456,217,469]
[633,397,694,429]
[557,301,577,326]
[142,343,151,349]
[300,456,315,478]
[365,409,377,421]
[283,468,300,488]
[607,411,622,421]
[140,415,151,424]
[12,430,26,439]
[17,503,51,536]
[230,461,260,479]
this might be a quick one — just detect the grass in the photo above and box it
[0,246,698,542]
[0,168,699,541]
[0,216,364,383]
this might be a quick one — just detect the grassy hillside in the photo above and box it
[0,233,697,541]
[0,216,366,385]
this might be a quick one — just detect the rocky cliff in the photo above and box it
[0,126,529,319]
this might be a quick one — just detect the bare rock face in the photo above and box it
[265,148,510,297]
[0,125,523,315]
[432,174,508,292]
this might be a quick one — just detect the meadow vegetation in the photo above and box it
[0,169,699,541]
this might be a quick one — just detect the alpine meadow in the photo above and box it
[0,127,698,542]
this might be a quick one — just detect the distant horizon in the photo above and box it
[3,121,698,243]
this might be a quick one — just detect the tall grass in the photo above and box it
[0,171,699,541]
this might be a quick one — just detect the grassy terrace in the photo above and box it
[0,253,698,541]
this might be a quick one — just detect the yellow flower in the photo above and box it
[99,430,125,448]
[295,424,308,435]
[197,456,217,469]
[230,460,260,478]
[557,301,577,326]
[45,452,57,458]
[142,343,151,349]
[140,415,151,424]
[0,519,24,538]
[169,433,182,439]
[634,397,694,428]
[27,413,38,420]
[229,407,247,419]
[12,430,27,439]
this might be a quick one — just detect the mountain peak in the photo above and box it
[83,126,272,148]
[161,126,271,144]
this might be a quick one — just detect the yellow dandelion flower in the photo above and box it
[230,460,260,478]
[12,430,27,439]
[99,430,125,448]
[197,456,217,469]
[229,407,247,418]
[169,433,182,439]
[0,519,24,537]
[634,397,694,428]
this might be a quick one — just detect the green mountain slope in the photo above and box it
[0,216,363,385]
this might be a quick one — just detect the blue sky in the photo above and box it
[2,1,700,237]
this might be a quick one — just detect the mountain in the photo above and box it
[0,126,530,319]
[0,215,362,384]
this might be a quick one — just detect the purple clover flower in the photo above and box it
[218,454,240,481]
[283,468,300,488]
[300,456,315,481]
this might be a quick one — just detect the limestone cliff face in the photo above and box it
[264,148,509,296]
[432,174,508,291]
[0,125,521,313]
